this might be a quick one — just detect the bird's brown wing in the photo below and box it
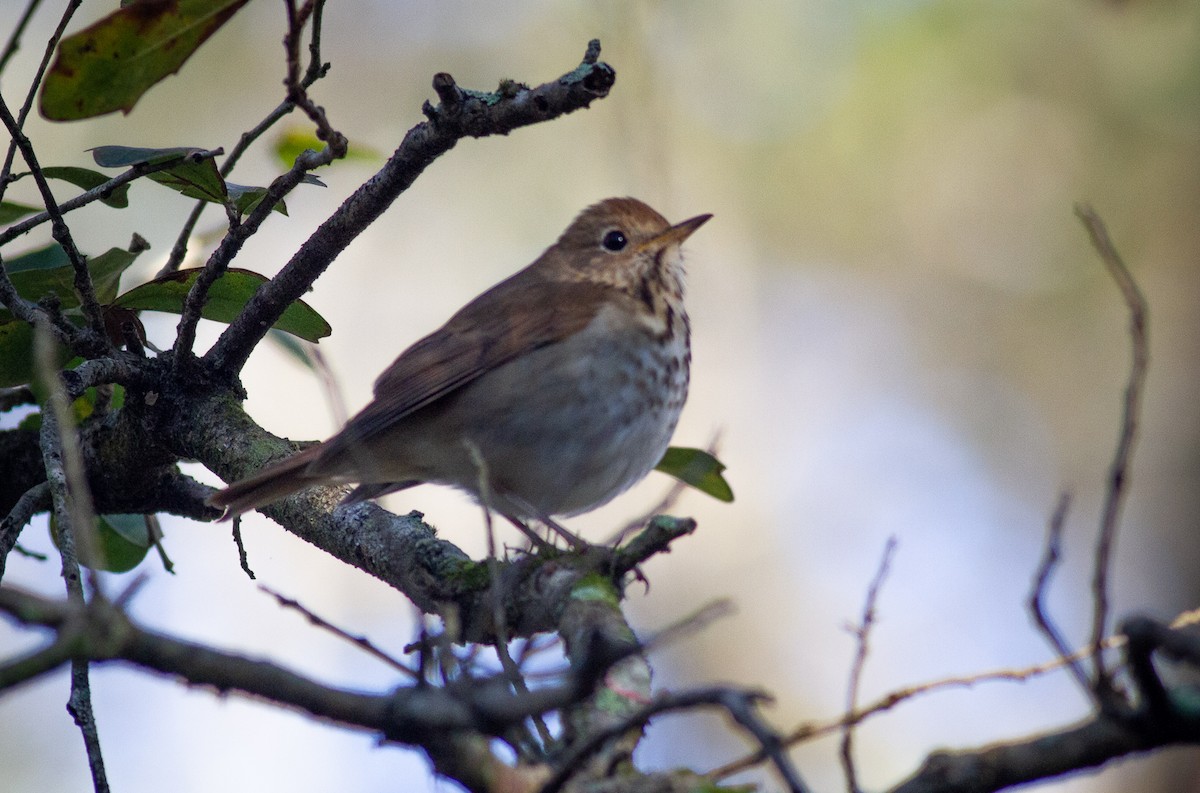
[320,270,614,456]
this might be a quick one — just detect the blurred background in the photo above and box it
[2,0,1199,791]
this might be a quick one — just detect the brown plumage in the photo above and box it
[208,198,711,530]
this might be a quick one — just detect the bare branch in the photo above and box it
[33,320,109,791]
[159,7,332,276]
[259,584,417,678]
[0,0,42,75]
[204,39,617,377]
[544,687,808,793]
[0,582,648,793]
[34,322,101,587]
[0,249,84,348]
[0,94,106,346]
[0,148,223,248]
[841,536,897,793]
[67,659,110,793]
[0,0,81,188]
[1074,204,1149,703]
[0,481,49,579]
[0,384,36,411]
[1029,492,1092,694]
[283,0,344,162]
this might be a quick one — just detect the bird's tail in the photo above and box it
[207,445,324,520]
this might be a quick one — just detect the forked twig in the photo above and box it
[1029,492,1091,694]
[840,536,897,793]
[260,584,417,678]
[1074,203,1148,702]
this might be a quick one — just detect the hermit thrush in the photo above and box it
[208,198,711,538]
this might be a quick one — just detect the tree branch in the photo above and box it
[0,94,106,347]
[0,0,81,189]
[0,148,223,248]
[0,0,42,76]
[1073,204,1149,703]
[204,39,616,377]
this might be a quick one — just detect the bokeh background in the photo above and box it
[2,1,1199,791]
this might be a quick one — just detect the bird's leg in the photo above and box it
[501,504,588,552]
[502,513,560,553]
[538,513,589,551]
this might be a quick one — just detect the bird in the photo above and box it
[208,197,711,544]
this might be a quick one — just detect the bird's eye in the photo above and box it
[601,229,628,252]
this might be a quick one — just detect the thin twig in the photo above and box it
[608,431,723,547]
[167,0,342,361]
[1074,203,1148,703]
[1029,492,1092,694]
[708,621,1147,781]
[0,93,106,344]
[168,5,338,363]
[34,322,102,588]
[0,481,51,578]
[34,321,109,791]
[204,39,616,377]
[0,384,36,411]
[0,0,42,75]
[295,337,348,427]
[0,252,80,346]
[0,0,81,189]
[1,149,223,247]
[259,584,417,678]
[160,0,332,275]
[840,536,897,793]
[641,598,735,652]
[466,439,552,756]
[67,660,110,793]
[543,687,807,793]
[170,165,311,366]
[283,0,344,159]
[231,517,255,579]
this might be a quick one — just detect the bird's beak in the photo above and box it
[639,212,713,252]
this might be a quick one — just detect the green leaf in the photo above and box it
[92,145,229,206]
[227,176,324,217]
[85,248,142,304]
[147,158,227,204]
[94,515,153,573]
[227,183,284,216]
[268,327,318,371]
[14,384,126,434]
[90,146,298,216]
[0,201,40,224]
[40,166,131,208]
[0,244,141,386]
[112,268,331,342]
[273,127,382,168]
[50,514,153,573]
[90,144,199,168]
[0,319,48,388]
[39,0,253,120]
[4,243,141,307]
[655,447,735,503]
[3,242,69,274]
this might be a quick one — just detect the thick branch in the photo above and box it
[0,585,626,761]
[889,615,1200,793]
[889,715,1183,793]
[204,39,616,376]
